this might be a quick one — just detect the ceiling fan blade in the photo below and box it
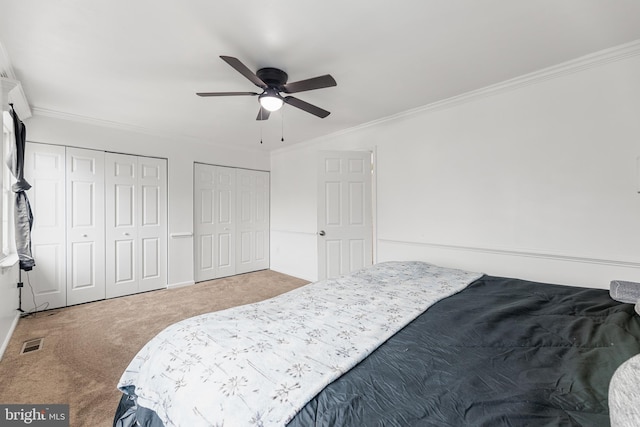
[284,96,330,118]
[220,56,267,88]
[282,74,337,94]
[256,107,271,121]
[196,91,258,97]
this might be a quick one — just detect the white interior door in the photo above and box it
[318,151,373,280]
[105,153,138,298]
[236,169,270,274]
[66,147,105,306]
[194,164,236,281]
[23,143,66,311]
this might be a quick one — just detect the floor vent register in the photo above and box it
[20,338,44,355]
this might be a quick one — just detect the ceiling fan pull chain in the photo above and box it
[260,110,264,144]
[281,107,285,143]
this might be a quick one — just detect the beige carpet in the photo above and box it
[0,270,308,427]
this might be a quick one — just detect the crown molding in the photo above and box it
[272,38,640,155]
[406,38,640,117]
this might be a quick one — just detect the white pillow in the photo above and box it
[609,353,640,426]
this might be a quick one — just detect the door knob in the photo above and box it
[82,234,88,238]
[318,230,326,236]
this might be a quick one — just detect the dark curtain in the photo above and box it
[7,106,34,271]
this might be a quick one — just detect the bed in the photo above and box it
[114,261,640,426]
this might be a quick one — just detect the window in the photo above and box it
[1,110,15,261]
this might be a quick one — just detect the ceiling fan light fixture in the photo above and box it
[259,89,284,112]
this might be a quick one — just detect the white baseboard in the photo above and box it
[0,311,20,361]
[167,280,196,290]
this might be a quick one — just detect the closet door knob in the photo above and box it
[82,234,88,238]
[318,230,326,236]
[124,232,130,236]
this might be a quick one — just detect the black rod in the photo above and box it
[17,268,24,313]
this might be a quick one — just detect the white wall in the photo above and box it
[24,114,270,288]
[0,264,18,360]
[271,48,640,289]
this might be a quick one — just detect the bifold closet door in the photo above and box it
[105,153,167,298]
[25,145,105,308]
[236,169,270,274]
[23,143,67,311]
[66,147,106,306]
[194,164,236,282]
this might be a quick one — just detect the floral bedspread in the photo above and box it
[117,261,482,426]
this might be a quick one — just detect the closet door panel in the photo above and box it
[115,184,135,227]
[235,169,269,274]
[23,143,67,311]
[70,241,94,286]
[66,148,105,306]
[194,164,236,281]
[255,229,267,262]
[194,164,216,282]
[115,240,135,283]
[142,186,160,226]
[214,167,236,278]
[217,233,232,267]
[235,171,254,273]
[254,172,270,267]
[105,153,138,298]
[138,156,166,292]
[239,231,252,264]
[142,237,160,279]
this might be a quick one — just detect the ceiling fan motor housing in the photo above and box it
[256,67,289,88]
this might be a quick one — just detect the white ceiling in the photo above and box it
[1,0,640,151]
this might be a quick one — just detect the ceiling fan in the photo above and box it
[197,56,337,121]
